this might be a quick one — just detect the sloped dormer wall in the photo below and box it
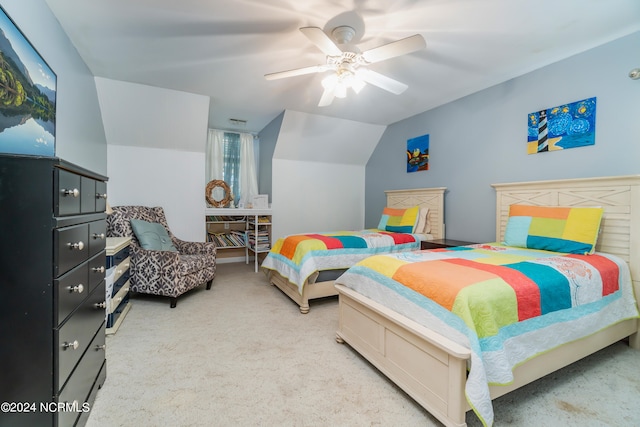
[261,110,386,240]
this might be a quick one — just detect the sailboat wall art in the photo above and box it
[0,6,56,157]
[527,97,596,154]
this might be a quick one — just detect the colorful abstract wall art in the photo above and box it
[527,97,596,154]
[0,6,56,157]
[407,133,429,172]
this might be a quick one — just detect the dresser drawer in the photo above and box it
[56,262,90,325]
[56,169,82,216]
[109,280,130,313]
[76,359,106,427]
[55,223,89,277]
[107,295,130,328]
[57,283,106,391]
[89,219,107,257]
[112,256,130,285]
[81,176,96,214]
[88,252,106,293]
[106,245,130,269]
[95,180,107,213]
[110,266,130,297]
[80,176,108,214]
[58,322,106,427]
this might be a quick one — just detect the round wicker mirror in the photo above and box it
[205,180,233,207]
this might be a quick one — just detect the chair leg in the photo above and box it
[170,297,177,308]
[206,279,213,290]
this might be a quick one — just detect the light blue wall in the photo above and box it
[365,32,640,243]
[257,111,284,201]
[4,1,107,174]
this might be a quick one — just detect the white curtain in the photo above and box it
[238,132,259,207]
[206,129,258,207]
[206,129,225,181]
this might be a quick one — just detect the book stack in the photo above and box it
[208,230,246,247]
[206,215,246,222]
[247,230,270,251]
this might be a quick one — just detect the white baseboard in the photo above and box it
[216,256,254,264]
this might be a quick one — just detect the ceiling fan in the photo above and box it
[264,26,426,106]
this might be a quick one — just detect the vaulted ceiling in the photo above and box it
[45,0,640,133]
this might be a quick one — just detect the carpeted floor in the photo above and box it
[86,262,640,427]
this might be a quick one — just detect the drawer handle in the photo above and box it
[94,301,107,309]
[92,266,105,274]
[96,193,108,199]
[68,241,85,251]
[95,344,106,351]
[92,233,106,240]
[66,284,84,294]
[62,340,79,350]
[62,188,80,198]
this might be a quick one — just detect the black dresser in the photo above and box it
[0,154,108,427]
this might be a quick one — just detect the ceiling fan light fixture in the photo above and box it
[321,73,338,89]
[267,26,426,106]
[334,82,348,98]
[322,68,365,99]
[341,71,365,94]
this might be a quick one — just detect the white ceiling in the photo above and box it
[45,0,640,134]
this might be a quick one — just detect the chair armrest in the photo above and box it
[173,238,217,256]
[130,244,181,264]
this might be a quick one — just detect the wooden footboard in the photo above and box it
[336,284,639,427]
[266,270,338,313]
[335,284,470,427]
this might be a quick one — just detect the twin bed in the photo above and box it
[259,175,639,426]
[334,175,640,426]
[262,187,446,313]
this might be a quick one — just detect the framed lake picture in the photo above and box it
[0,6,56,157]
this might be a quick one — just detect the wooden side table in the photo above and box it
[421,238,477,250]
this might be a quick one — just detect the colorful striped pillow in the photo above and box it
[377,206,420,233]
[504,205,603,254]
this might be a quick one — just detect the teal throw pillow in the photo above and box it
[130,219,178,252]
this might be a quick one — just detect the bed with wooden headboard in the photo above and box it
[334,175,640,426]
[263,187,446,313]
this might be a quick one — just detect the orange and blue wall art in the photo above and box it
[407,133,429,172]
[527,97,596,154]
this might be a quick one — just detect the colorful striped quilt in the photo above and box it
[261,230,419,293]
[335,243,639,426]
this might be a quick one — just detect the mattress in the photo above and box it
[335,243,639,425]
[261,229,421,292]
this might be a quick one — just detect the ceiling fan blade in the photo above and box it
[356,69,408,95]
[264,65,327,80]
[361,34,426,63]
[300,27,343,56]
[318,87,335,106]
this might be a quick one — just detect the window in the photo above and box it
[220,132,241,202]
[206,129,258,207]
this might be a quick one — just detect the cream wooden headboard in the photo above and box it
[492,175,640,299]
[385,187,446,240]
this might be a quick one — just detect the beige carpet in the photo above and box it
[86,262,640,427]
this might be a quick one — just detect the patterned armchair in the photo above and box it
[106,206,216,308]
